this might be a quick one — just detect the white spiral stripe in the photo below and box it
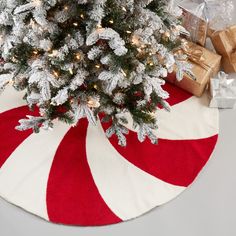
[123,93,219,140]
[86,121,185,221]
[0,86,26,114]
[0,122,70,220]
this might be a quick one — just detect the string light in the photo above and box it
[121,70,127,77]
[12,56,17,62]
[33,50,38,55]
[148,60,154,66]
[69,68,73,75]
[96,24,103,30]
[122,6,127,12]
[75,53,81,60]
[109,19,114,24]
[53,70,59,77]
[8,79,14,86]
[64,5,69,10]
[126,30,132,34]
[80,14,85,19]
[95,64,101,69]
[73,22,78,26]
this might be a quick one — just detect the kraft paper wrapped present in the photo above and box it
[209,71,236,108]
[166,40,221,97]
[209,25,236,73]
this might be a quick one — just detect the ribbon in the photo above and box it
[181,40,211,71]
[213,71,236,97]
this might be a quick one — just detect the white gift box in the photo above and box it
[209,72,236,109]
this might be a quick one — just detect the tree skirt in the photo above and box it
[0,84,219,226]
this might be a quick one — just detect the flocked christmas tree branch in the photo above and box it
[0,0,191,146]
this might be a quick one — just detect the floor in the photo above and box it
[1,2,236,236]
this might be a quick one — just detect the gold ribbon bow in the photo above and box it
[179,40,211,71]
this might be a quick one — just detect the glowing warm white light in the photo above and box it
[69,68,73,75]
[121,70,127,77]
[53,70,59,77]
[33,0,42,7]
[122,6,127,12]
[75,53,81,60]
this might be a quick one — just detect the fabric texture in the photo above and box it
[0,83,219,226]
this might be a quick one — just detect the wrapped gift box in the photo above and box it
[209,72,236,109]
[166,41,221,97]
[210,25,236,73]
[179,0,209,46]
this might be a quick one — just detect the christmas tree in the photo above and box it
[0,0,191,146]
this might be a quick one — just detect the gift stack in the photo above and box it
[166,0,236,109]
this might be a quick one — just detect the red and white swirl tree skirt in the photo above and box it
[0,84,219,226]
